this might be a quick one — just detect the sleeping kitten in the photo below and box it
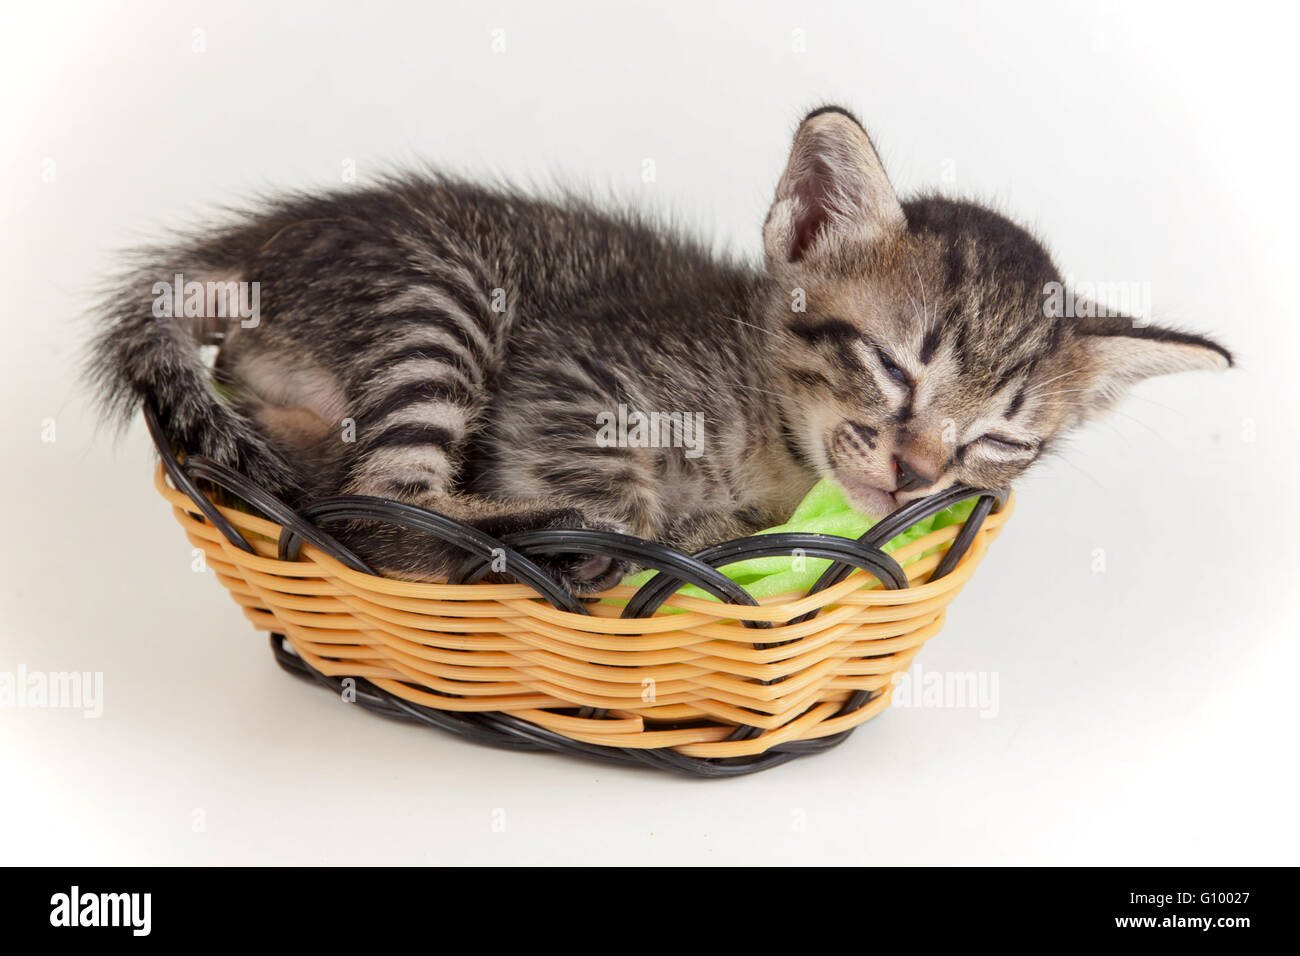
[87,106,1231,592]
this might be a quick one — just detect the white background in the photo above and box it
[3,0,1296,865]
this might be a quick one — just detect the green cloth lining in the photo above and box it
[619,479,976,602]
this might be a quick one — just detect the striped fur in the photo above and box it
[86,107,1231,591]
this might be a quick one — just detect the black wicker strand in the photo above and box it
[268,635,819,776]
[180,455,376,574]
[623,532,909,621]
[927,493,998,583]
[786,486,1009,626]
[145,404,256,554]
[286,496,588,615]
[452,527,759,611]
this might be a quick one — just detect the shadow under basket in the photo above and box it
[145,406,1012,777]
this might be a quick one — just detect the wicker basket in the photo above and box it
[144,406,1012,776]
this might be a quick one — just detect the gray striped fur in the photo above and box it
[86,107,1231,591]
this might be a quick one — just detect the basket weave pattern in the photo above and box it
[150,415,1011,775]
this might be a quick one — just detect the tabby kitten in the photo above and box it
[87,106,1231,592]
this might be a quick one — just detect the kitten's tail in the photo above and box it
[84,263,305,501]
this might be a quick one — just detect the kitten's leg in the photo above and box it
[658,507,775,555]
[474,347,787,573]
[320,285,629,592]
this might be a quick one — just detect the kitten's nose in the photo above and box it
[893,456,935,492]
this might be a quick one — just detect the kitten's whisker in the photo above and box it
[913,265,933,329]
[904,290,925,328]
[1023,368,1082,395]
[1043,400,1166,441]
[1104,406,1166,439]
[1051,448,1109,490]
[1032,387,1093,400]
[733,382,800,403]
[726,315,778,338]
[1120,392,1185,416]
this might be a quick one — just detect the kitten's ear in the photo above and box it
[763,106,906,268]
[1074,311,1233,408]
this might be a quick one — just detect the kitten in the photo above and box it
[87,106,1231,592]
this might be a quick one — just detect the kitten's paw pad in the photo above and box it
[528,512,630,594]
[547,550,629,594]
[475,509,630,594]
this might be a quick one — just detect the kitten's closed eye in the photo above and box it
[873,346,912,388]
[975,434,1037,455]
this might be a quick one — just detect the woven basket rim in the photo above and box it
[154,461,1013,621]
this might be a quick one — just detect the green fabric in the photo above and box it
[619,479,976,601]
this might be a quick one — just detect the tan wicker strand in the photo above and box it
[155,463,1010,757]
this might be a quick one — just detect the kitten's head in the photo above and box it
[762,106,1232,515]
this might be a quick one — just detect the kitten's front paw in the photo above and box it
[545,548,629,595]
[476,508,630,594]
